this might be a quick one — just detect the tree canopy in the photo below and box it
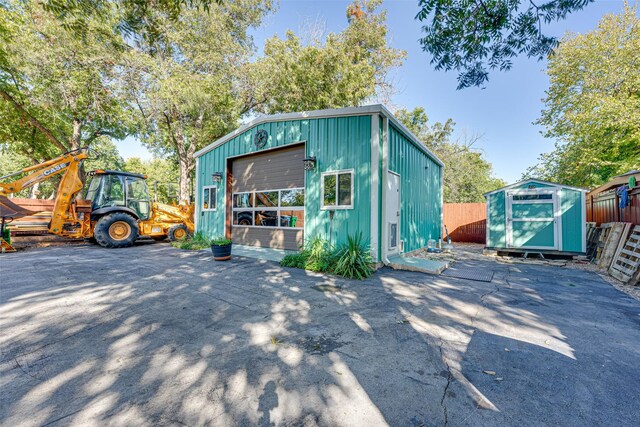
[0,0,132,159]
[396,107,505,202]
[526,4,640,187]
[415,0,594,88]
[127,0,405,202]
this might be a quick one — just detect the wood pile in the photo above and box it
[609,226,640,285]
[591,222,639,286]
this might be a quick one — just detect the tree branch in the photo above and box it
[0,88,69,152]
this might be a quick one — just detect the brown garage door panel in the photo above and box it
[232,227,303,251]
[232,145,305,192]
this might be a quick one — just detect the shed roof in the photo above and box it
[483,179,588,197]
[587,170,640,197]
[193,104,444,167]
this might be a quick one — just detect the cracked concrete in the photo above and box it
[1,243,640,426]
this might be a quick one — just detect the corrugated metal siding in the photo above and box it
[304,116,372,246]
[587,187,640,226]
[387,124,442,253]
[487,192,506,248]
[560,188,583,252]
[196,115,372,247]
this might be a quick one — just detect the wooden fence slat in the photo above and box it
[443,203,486,244]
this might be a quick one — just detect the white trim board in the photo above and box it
[193,104,444,167]
[370,113,380,261]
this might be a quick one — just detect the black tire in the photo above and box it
[94,212,139,248]
[167,224,190,241]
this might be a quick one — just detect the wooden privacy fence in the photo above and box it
[443,203,486,243]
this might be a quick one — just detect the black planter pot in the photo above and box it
[211,243,232,261]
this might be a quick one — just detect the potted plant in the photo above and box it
[210,236,232,261]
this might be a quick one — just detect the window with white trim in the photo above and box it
[232,188,304,229]
[202,186,217,211]
[321,170,353,209]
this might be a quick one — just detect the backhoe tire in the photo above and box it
[167,224,190,241]
[94,212,139,248]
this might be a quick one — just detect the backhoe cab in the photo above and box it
[85,170,194,248]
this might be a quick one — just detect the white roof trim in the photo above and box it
[483,179,588,197]
[193,104,444,167]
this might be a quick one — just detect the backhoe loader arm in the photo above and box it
[0,148,88,196]
[0,148,92,238]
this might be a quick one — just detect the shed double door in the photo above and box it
[506,189,558,250]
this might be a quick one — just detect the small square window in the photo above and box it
[322,170,353,209]
[281,189,305,207]
[256,191,279,207]
[202,186,217,211]
[233,192,254,208]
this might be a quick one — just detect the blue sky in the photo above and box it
[116,0,629,183]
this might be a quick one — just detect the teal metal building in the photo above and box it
[484,179,587,254]
[193,105,444,263]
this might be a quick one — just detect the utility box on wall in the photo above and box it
[484,179,587,255]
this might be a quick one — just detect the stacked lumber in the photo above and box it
[597,223,632,269]
[609,226,640,285]
[590,221,639,286]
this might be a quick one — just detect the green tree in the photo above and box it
[528,4,640,187]
[123,157,179,203]
[128,0,405,202]
[0,1,132,158]
[254,0,405,113]
[126,0,274,203]
[415,0,594,88]
[396,107,506,202]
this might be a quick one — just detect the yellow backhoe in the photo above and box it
[0,148,194,252]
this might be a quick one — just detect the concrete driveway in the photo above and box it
[1,243,639,426]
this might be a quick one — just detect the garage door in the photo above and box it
[231,145,305,250]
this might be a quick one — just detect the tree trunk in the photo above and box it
[177,155,193,204]
[70,119,82,150]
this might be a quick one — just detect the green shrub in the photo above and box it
[281,252,308,269]
[211,236,232,246]
[330,232,374,280]
[280,236,332,272]
[171,232,211,250]
[280,233,374,280]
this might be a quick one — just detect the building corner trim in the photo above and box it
[370,114,380,262]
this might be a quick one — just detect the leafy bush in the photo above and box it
[211,236,232,246]
[330,232,375,280]
[280,233,374,280]
[280,252,307,269]
[171,232,211,250]
[281,236,332,272]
